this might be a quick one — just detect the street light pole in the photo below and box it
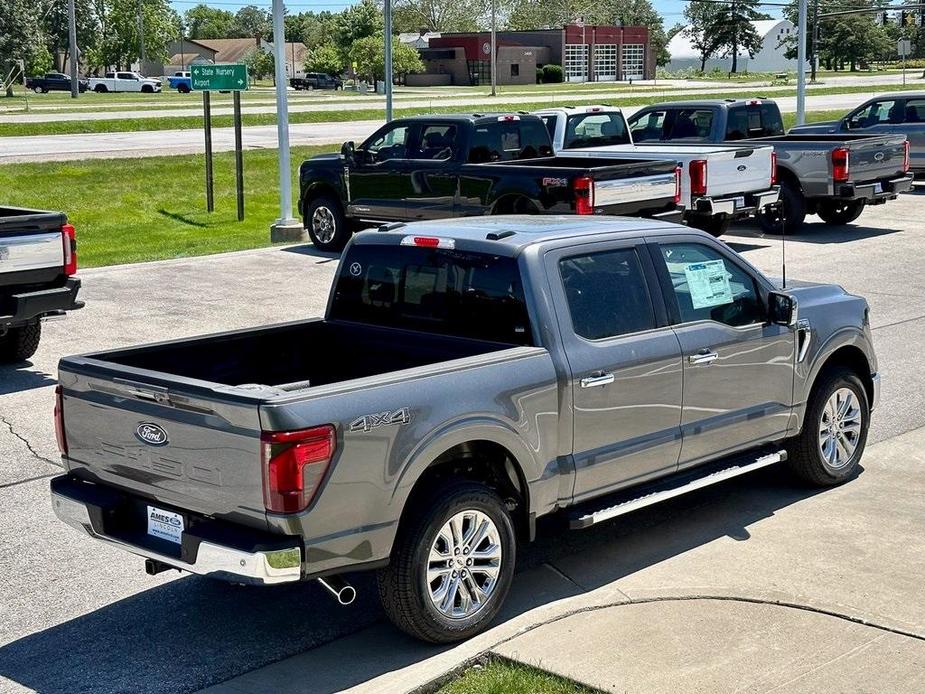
[796,0,807,125]
[137,0,146,67]
[384,0,393,121]
[490,0,497,96]
[67,0,79,99]
[269,0,304,241]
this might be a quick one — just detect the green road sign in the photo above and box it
[191,64,249,91]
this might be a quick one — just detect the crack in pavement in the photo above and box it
[0,414,58,468]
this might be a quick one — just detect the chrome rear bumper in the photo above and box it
[50,477,301,585]
[692,187,780,217]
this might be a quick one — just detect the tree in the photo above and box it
[234,5,271,40]
[334,0,383,61]
[184,4,237,39]
[305,42,343,75]
[244,47,274,80]
[781,0,891,71]
[41,0,100,73]
[350,33,424,83]
[706,0,764,72]
[91,0,178,71]
[392,0,488,33]
[0,0,42,93]
[683,1,723,71]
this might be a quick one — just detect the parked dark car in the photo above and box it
[291,72,343,90]
[789,92,925,175]
[298,113,683,250]
[25,73,88,94]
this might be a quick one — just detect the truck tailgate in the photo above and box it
[0,206,66,275]
[59,360,269,529]
[845,135,908,182]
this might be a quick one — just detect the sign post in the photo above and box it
[191,64,249,218]
[898,39,911,87]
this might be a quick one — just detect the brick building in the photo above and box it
[408,24,653,87]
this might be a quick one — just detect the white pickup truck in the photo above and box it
[88,71,161,94]
[536,105,780,236]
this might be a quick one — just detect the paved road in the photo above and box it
[1,193,924,692]
[0,92,874,164]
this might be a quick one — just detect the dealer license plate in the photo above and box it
[147,505,184,544]
[874,182,883,194]
[733,196,745,209]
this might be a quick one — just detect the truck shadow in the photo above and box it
[0,362,56,395]
[0,468,836,694]
[733,221,901,244]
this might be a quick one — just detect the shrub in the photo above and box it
[542,64,563,83]
[536,67,544,84]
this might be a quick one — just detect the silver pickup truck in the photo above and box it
[1,206,83,362]
[49,217,878,643]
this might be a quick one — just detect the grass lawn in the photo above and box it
[438,660,596,694]
[0,108,857,268]
[0,144,337,268]
[1,82,919,137]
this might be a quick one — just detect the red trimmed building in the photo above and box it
[408,24,654,87]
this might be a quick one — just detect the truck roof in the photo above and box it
[358,216,691,255]
[393,113,544,125]
[533,105,623,114]
[636,98,776,110]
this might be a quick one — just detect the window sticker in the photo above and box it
[683,259,733,309]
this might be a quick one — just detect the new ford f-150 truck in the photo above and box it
[49,217,878,643]
[627,98,913,233]
[535,105,780,237]
[298,113,683,251]
[1,206,83,362]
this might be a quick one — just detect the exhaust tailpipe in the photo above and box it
[317,575,356,605]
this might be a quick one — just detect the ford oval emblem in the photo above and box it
[737,164,747,171]
[874,152,884,161]
[136,422,169,446]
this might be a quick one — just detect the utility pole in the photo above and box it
[137,0,146,67]
[67,0,79,99]
[796,0,807,125]
[490,0,497,96]
[810,0,819,83]
[384,0,393,121]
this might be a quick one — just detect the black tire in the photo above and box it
[94,84,108,93]
[377,480,516,643]
[785,368,870,487]
[305,195,350,252]
[33,86,44,94]
[816,199,865,225]
[757,181,806,235]
[141,84,153,94]
[688,214,731,237]
[0,321,41,363]
[178,84,191,94]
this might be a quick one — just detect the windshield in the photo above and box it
[563,113,630,148]
[331,244,532,345]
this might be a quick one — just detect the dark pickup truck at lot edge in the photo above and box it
[0,206,83,362]
[298,113,682,250]
[25,73,89,94]
[628,98,914,233]
[50,216,878,644]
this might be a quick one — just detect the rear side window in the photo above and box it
[667,109,714,140]
[726,104,785,140]
[411,124,458,160]
[331,245,532,345]
[559,249,655,340]
[468,120,553,162]
[563,113,630,148]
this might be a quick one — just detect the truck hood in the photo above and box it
[770,278,867,317]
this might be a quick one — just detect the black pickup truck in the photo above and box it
[0,206,83,362]
[298,114,683,250]
[25,73,89,94]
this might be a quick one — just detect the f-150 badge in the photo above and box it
[350,408,411,432]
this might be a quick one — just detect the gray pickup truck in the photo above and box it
[628,98,914,233]
[49,217,878,643]
[1,206,83,362]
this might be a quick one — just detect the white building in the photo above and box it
[667,19,797,73]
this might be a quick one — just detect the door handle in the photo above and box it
[580,372,615,388]
[688,351,719,366]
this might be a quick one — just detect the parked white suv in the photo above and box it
[88,72,161,94]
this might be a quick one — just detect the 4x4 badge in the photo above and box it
[350,408,411,432]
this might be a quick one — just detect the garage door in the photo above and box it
[622,44,644,80]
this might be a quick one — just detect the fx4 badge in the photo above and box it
[350,408,411,432]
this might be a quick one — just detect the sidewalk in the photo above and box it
[201,426,925,693]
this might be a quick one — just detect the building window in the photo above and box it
[565,43,589,82]
[510,63,519,77]
[621,44,644,80]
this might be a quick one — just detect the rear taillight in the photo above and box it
[674,166,682,204]
[832,147,850,183]
[54,385,67,456]
[903,140,911,173]
[262,425,335,513]
[770,151,778,186]
[61,223,77,276]
[574,175,595,215]
[690,159,708,197]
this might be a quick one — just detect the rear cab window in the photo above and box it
[563,113,630,149]
[726,103,785,140]
[331,243,532,345]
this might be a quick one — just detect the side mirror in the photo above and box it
[768,292,797,326]
[340,140,356,165]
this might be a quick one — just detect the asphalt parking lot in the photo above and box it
[1,191,925,693]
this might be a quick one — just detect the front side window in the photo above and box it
[629,109,666,142]
[848,100,900,128]
[363,124,412,162]
[659,243,764,327]
[563,113,630,149]
[560,248,655,340]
